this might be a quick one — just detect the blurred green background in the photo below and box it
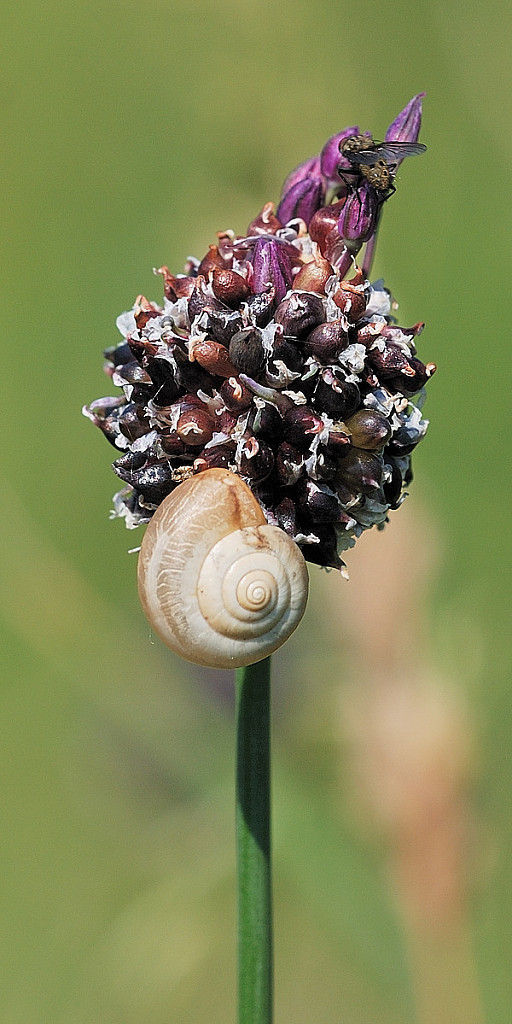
[1,1,510,1021]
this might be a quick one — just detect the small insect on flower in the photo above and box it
[339,136,427,198]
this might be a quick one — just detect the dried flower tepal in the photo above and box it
[85,94,434,602]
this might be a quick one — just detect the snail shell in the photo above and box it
[137,468,309,668]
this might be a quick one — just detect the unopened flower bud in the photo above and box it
[276,176,325,227]
[320,126,360,183]
[279,155,321,200]
[338,181,378,243]
[251,237,293,306]
[385,93,424,146]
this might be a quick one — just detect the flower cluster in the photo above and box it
[84,95,434,571]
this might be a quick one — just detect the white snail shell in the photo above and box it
[137,468,309,669]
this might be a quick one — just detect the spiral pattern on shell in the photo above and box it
[137,469,309,668]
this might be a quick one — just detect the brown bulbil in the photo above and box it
[134,296,162,330]
[176,408,214,447]
[367,343,414,379]
[211,268,250,308]
[326,423,351,449]
[189,339,238,378]
[238,436,275,482]
[332,268,367,321]
[292,254,333,294]
[118,403,150,443]
[309,200,346,261]
[197,245,233,277]
[114,361,152,386]
[155,267,196,301]
[219,376,254,412]
[247,202,282,236]
[160,430,187,457]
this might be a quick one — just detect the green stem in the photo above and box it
[235,656,273,1024]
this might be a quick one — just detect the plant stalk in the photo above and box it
[235,656,273,1024]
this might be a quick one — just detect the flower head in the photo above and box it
[84,97,433,572]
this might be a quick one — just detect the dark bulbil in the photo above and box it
[229,328,265,377]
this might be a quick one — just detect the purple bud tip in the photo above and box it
[279,155,321,201]
[320,127,360,183]
[251,237,293,305]
[385,93,425,144]
[276,175,325,228]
